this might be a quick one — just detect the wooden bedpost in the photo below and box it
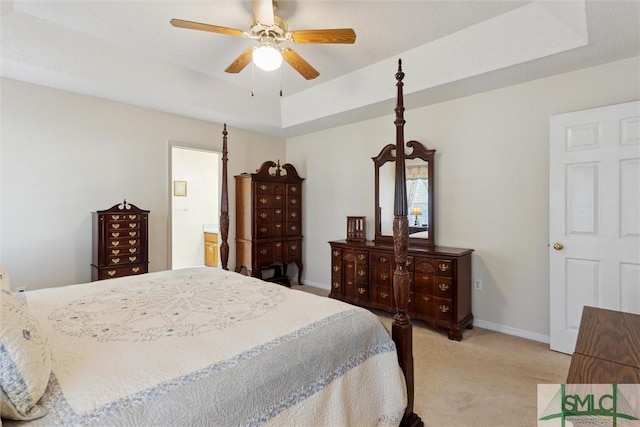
[220,124,230,270]
[392,60,423,427]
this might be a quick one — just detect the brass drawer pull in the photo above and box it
[347,263,353,270]
[380,273,389,280]
[439,305,450,313]
[358,287,366,295]
[129,223,136,228]
[291,199,298,205]
[129,248,136,253]
[439,263,450,272]
[290,225,297,231]
[275,209,282,214]
[132,267,140,273]
[438,283,449,292]
[129,240,136,245]
[128,215,136,220]
[275,242,282,247]
[111,215,120,220]
[290,244,297,250]
[358,270,365,277]
[129,232,136,237]
[260,249,268,255]
[380,292,389,299]
[358,254,366,261]
[111,232,120,238]
[260,198,268,204]
[111,249,120,255]
[291,212,298,218]
[333,282,340,289]
[333,250,340,257]
[275,224,282,229]
[291,186,298,192]
[260,213,268,219]
[112,241,120,246]
[260,184,268,190]
[112,258,120,264]
[129,256,137,262]
[260,227,268,233]
[276,195,282,200]
[379,256,388,263]
[108,270,116,276]
[423,296,430,301]
[333,266,340,272]
[112,224,120,229]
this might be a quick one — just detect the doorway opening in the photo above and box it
[170,145,220,270]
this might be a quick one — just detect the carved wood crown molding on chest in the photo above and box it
[252,160,305,183]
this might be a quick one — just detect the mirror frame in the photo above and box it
[373,140,435,248]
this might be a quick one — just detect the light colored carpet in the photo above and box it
[295,284,571,427]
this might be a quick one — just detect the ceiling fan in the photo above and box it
[170,0,356,80]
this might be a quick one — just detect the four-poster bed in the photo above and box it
[0,61,422,427]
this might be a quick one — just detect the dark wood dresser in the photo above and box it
[329,239,473,340]
[567,306,640,383]
[91,200,149,281]
[235,161,304,285]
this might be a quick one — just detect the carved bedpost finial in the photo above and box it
[220,124,230,270]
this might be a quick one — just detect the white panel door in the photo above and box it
[549,101,640,354]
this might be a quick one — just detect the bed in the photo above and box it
[1,60,422,427]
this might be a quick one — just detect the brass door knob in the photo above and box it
[553,242,564,250]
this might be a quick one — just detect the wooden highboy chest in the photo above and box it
[91,200,149,281]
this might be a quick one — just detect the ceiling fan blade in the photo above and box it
[170,19,246,38]
[281,48,319,80]
[289,29,356,44]
[225,48,255,74]
[251,0,275,26]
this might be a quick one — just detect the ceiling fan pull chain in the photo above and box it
[251,62,255,97]
[279,66,283,97]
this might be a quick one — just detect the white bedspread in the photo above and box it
[5,267,407,426]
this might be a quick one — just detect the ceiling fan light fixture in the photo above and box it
[253,45,282,71]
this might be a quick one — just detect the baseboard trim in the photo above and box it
[473,319,550,344]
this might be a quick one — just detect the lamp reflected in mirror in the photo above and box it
[410,205,422,226]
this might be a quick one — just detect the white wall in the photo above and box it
[1,78,285,290]
[287,56,640,341]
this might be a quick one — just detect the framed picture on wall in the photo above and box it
[173,180,187,197]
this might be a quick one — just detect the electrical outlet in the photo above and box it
[473,279,482,291]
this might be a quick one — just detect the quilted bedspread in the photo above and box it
[5,267,407,426]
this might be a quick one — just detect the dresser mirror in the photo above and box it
[373,140,435,248]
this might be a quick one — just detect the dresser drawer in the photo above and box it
[414,293,434,317]
[288,208,301,222]
[435,297,453,322]
[370,285,393,306]
[370,252,392,268]
[345,281,368,299]
[107,213,139,221]
[107,246,140,257]
[370,265,393,287]
[344,260,367,283]
[414,257,437,274]
[286,222,301,236]
[108,238,140,249]
[413,271,435,294]
[434,277,453,298]
[97,264,147,280]
[256,194,284,208]
[255,182,285,195]
[436,260,453,277]
[107,254,141,266]
[256,222,283,238]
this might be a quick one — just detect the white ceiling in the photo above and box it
[1,0,639,138]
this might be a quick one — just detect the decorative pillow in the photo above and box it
[0,265,10,292]
[0,289,51,420]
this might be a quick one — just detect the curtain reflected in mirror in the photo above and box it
[373,140,435,248]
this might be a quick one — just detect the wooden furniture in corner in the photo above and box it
[567,306,640,384]
[91,200,149,281]
[329,240,473,340]
[235,161,304,284]
[204,232,218,267]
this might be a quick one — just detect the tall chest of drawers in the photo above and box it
[91,200,149,281]
[235,161,304,284]
[329,240,473,340]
